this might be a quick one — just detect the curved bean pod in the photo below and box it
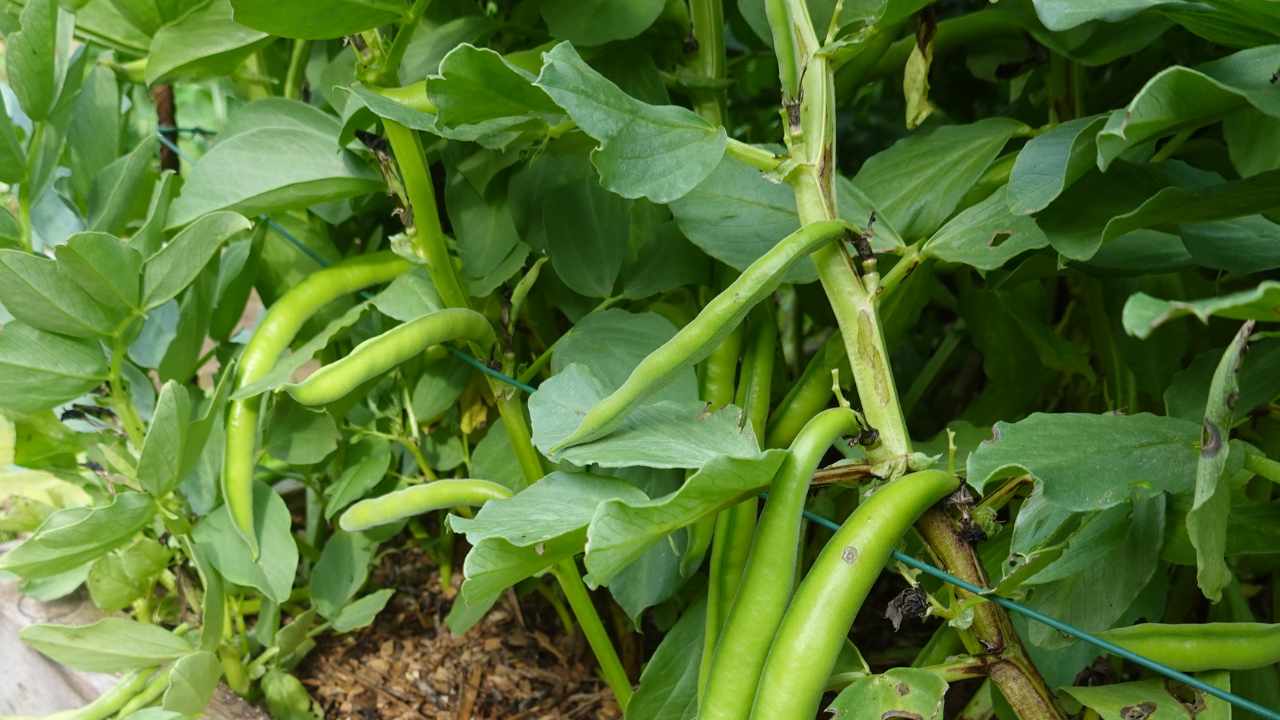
[701,407,861,720]
[340,479,513,532]
[288,308,494,406]
[749,469,960,720]
[224,252,411,556]
[1097,622,1280,672]
[549,219,854,452]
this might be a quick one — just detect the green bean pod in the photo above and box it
[701,407,860,720]
[749,469,960,720]
[60,668,156,720]
[340,479,512,532]
[288,308,494,406]
[224,252,411,556]
[1097,622,1280,671]
[550,219,853,452]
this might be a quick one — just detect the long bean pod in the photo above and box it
[224,252,410,556]
[340,479,513,532]
[549,219,853,452]
[702,407,860,720]
[749,469,960,720]
[1097,622,1280,671]
[765,331,848,448]
[288,308,494,406]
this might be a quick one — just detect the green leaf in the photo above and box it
[1062,671,1232,720]
[827,668,947,720]
[451,471,647,548]
[1025,495,1165,648]
[87,135,158,236]
[1224,108,1280,178]
[551,309,697,402]
[536,42,727,203]
[1096,45,1280,170]
[5,0,70,121]
[853,117,1026,240]
[0,249,117,337]
[923,187,1049,270]
[162,651,222,715]
[191,481,299,603]
[540,0,664,46]
[136,381,192,497]
[430,44,562,134]
[0,96,27,184]
[460,534,584,606]
[0,492,154,579]
[228,0,403,39]
[1165,338,1280,421]
[410,355,470,424]
[87,536,170,612]
[142,211,253,310]
[1187,322,1252,602]
[20,618,193,673]
[530,364,762,468]
[626,597,703,720]
[370,268,442,321]
[323,438,392,521]
[584,450,787,586]
[669,157,901,283]
[541,170,630,297]
[264,397,339,465]
[0,323,108,414]
[967,413,1199,512]
[331,589,395,633]
[1007,114,1107,215]
[145,0,269,85]
[1123,281,1280,339]
[55,232,143,312]
[312,529,377,619]
[167,128,383,228]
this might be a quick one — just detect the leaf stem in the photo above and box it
[382,120,470,310]
[687,0,727,123]
[283,39,311,101]
[109,335,146,447]
[552,560,633,709]
[17,121,44,251]
[1245,450,1280,486]
[725,138,785,172]
[380,0,429,84]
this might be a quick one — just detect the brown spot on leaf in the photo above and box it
[895,682,911,697]
[1165,680,1206,715]
[1120,702,1157,720]
[1200,420,1222,458]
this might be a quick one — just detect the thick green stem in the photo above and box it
[767,2,1063,717]
[383,119,469,310]
[687,0,726,123]
[383,119,626,705]
[552,560,634,709]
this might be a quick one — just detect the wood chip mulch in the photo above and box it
[297,543,623,720]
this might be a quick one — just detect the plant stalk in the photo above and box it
[766,2,1065,717]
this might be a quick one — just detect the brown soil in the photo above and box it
[298,543,623,720]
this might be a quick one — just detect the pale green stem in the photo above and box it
[283,39,311,101]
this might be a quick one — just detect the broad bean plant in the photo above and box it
[2,0,1280,718]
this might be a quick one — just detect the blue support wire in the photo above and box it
[156,129,1279,720]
